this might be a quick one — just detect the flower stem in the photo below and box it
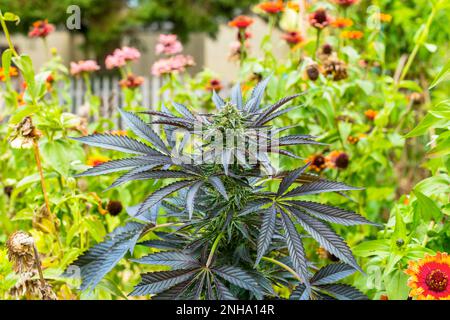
[314,29,321,58]
[261,256,302,281]
[206,233,224,267]
[32,243,45,286]
[33,139,54,227]
[0,13,19,57]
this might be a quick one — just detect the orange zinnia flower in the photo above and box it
[228,15,254,29]
[331,18,353,28]
[405,252,450,300]
[258,1,284,14]
[0,66,18,81]
[305,154,327,172]
[364,109,377,121]
[341,30,364,39]
[378,13,392,23]
[87,155,110,167]
[119,74,144,89]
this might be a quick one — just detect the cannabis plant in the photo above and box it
[68,78,376,299]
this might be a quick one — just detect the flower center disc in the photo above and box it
[425,269,448,292]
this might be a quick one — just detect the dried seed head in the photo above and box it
[107,200,123,216]
[9,277,57,300]
[6,231,36,274]
[323,55,348,81]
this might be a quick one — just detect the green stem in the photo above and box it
[206,233,224,267]
[261,256,302,281]
[314,29,321,58]
[397,6,437,85]
[0,13,19,57]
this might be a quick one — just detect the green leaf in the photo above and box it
[41,139,85,177]
[2,12,20,25]
[413,190,442,221]
[385,270,410,300]
[429,59,450,89]
[352,240,390,258]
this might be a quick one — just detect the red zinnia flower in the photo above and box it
[406,252,450,300]
[228,15,254,29]
[282,31,304,45]
[333,0,358,7]
[206,79,223,92]
[258,1,284,14]
[309,9,332,29]
[28,20,55,38]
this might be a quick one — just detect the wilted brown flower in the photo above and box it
[306,63,320,81]
[10,277,57,300]
[323,55,348,81]
[6,231,35,273]
[33,204,59,233]
[9,117,42,149]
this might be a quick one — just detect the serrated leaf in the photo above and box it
[289,201,377,226]
[255,204,277,265]
[247,77,271,112]
[131,251,199,270]
[277,164,309,196]
[311,263,356,285]
[255,93,303,125]
[212,266,262,299]
[231,82,243,110]
[208,176,228,200]
[212,91,225,109]
[283,180,362,198]
[130,269,198,296]
[136,180,193,216]
[214,278,237,300]
[71,134,161,155]
[172,102,195,120]
[186,181,203,219]
[290,284,310,300]
[280,210,310,289]
[290,208,361,272]
[118,108,169,153]
[67,222,144,291]
[318,284,367,300]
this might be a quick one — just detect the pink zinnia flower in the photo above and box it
[70,60,100,76]
[105,46,141,70]
[151,54,195,77]
[28,20,55,38]
[155,34,183,55]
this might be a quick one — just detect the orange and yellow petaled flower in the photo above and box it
[405,252,450,300]
[326,151,349,169]
[331,18,353,28]
[305,154,327,172]
[228,15,254,29]
[378,13,392,23]
[364,109,378,121]
[341,30,364,40]
[108,130,127,136]
[286,1,300,11]
[87,155,110,167]
[258,1,284,14]
[0,66,19,81]
[282,31,304,46]
[206,78,223,92]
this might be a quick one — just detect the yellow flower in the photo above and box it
[87,155,110,167]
